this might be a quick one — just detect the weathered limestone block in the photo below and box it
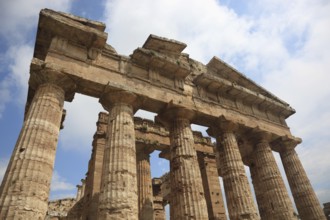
[66,198,84,220]
[157,107,209,220]
[252,135,295,220]
[46,198,76,220]
[136,146,154,220]
[197,152,227,220]
[281,146,326,220]
[98,91,138,220]
[213,123,260,220]
[0,81,71,220]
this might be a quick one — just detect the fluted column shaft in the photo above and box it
[98,95,138,219]
[281,148,326,220]
[197,153,227,220]
[76,185,83,201]
[253,139,295,220]
[216,131,260,220]
[81,179,86,198]
[169,117,208,220]
[249,160,267,216]
[152,178,166,220]
[137,150,154,220]
[154,206,166,220]
[0,83,65,220]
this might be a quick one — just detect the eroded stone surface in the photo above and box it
[137,146,154,220]
[252,137,295,220]
[215,130,260,220]
[197,152,227,220]
[0,8,325,220]
[98,97,138,220]
[162,111,209,220]
[46,198,76,220]
[281,148,326,220]
[0,83,66,220]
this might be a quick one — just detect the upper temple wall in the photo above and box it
[28,9,297,145]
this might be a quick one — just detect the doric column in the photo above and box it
[136,145,154,220]
[82,112,108,220]
[251,133,295,220]
[152,178,166,220]
[249,158,267,217]
[156,107,208,220]
[98,90,139,220]
[211,121,260,220]
[280,140,326,220]
[81,179,86,198]
[0,67,75,220]
[76,185,83,201]
[197,152,227,220]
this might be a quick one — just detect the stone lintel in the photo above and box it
[136,142,154,155]
[142,34,187,57]
[131,47,191,79]
[35,9,107,60]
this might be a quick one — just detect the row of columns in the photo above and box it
[0,75,326,220]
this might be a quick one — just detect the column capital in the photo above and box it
[207,116,238,137]
[246,127,273,145]
[155,105,195,128]
[30,59,76,101]
[99,89,140,111]
[272,136,302,152]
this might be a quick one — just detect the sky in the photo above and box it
[0,0,329,215]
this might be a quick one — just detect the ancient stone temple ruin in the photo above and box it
[0,9,326,220]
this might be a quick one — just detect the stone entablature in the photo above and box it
[29,9,296,141]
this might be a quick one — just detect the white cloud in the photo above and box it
[59,94,103,153]
[0,157,9,184]
[0,79,11,119]
[316,189,330,205]
[0,0,72,42]
[50,171,76,192]
[0,0,73,117]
